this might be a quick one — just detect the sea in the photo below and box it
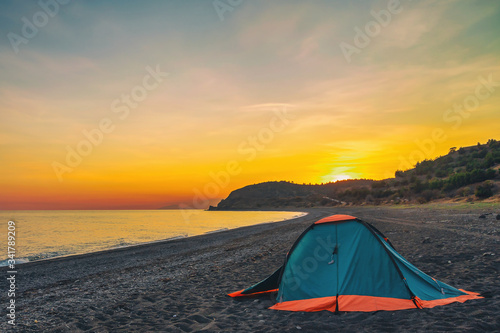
[0,210,305,266]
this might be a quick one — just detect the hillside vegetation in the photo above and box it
[212,139,500,210]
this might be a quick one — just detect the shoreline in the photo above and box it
[1,207,498,332]
[2,210,318,294]
[0,210,308,268]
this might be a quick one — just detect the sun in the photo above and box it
[330,174,352,182]
[320,166,363,183]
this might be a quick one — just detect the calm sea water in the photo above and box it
[0,210,305,265]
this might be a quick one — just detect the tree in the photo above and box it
[435,169,448,178]
[395,170,405,178]
[483,153,495,168]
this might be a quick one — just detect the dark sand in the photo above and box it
[1,206,499,332]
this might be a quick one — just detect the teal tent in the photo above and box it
[229,214,482,312]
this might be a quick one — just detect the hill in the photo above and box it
[211,139,500,210]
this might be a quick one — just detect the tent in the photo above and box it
[229,214,482,312]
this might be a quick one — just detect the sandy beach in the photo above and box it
[1,206,499,332]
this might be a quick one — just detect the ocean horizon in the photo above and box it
[0,210,305,266]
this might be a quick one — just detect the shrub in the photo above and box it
[418,189,439,203]
[417,196,428,204]
[410,179,426,193]
[475,181,494,199]
[456,187,472,197]
[371,181,387,189]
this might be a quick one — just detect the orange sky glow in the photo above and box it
[1,1,500,209]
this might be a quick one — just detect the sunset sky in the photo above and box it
[1,0,500,209]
